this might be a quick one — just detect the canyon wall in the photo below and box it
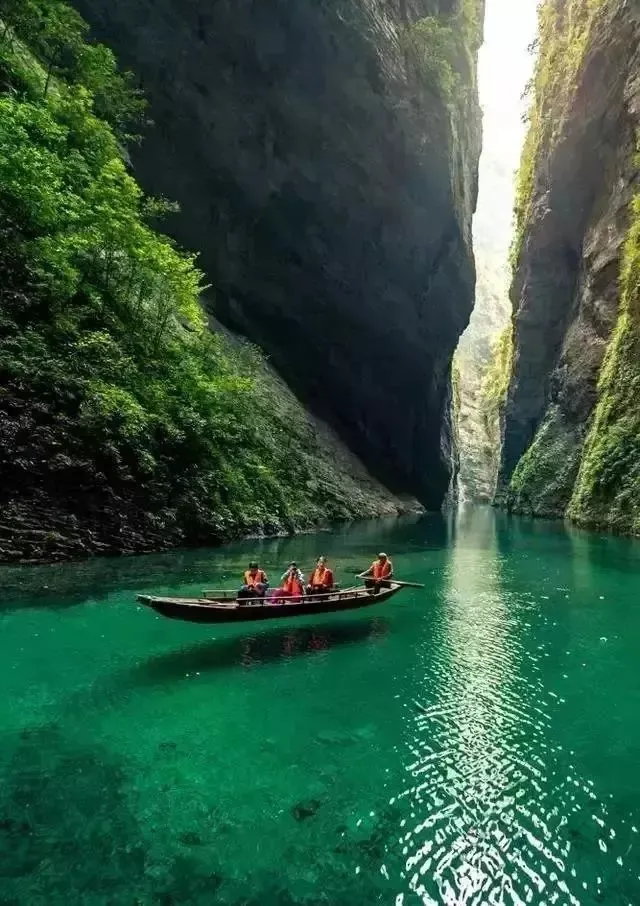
[73,0,484,508]
[496,0,640,531]
[456,259,510,503]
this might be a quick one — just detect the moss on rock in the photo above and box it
[569,192,640,533]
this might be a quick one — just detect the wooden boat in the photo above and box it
[136,583,403,625]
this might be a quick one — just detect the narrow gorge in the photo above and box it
[455,0,535,504]
[4,0,639,562]
[0,0,483,561]
[7,6,640,903]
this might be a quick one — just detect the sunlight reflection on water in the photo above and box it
[392,509,635,906]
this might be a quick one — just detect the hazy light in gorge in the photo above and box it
[474,0,539,259]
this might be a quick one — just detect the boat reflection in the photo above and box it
[135,616,390,683]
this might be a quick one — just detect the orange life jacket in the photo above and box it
[310,565,334,588]
[283,573,304,597]
[244,568,266,587]
[372,559,392,580]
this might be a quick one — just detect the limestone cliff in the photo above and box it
[496,0,640,528]
[72,0,484,509]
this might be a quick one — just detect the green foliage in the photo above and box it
[0,0,145,137]
[474,326,513,499]
[402,0,482,103]
[74,43,145,140]
[481,325,513,420]
[568,190,640,533]
[506,404,583,516]
[404,17,460,100]
[0,88,202,336]
[511,0,608,267]
[0,0,401,553]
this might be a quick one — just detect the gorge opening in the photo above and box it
[455,0,538,504]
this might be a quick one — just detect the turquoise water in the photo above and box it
[2,508,640,904]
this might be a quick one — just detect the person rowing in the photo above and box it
[307,556,334,595]
[361,552,393,594]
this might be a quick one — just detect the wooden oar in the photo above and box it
[355,573,425,589]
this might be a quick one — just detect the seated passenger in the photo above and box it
[280,562,306,600]
[237,561,268,600]
[306,556,334,595]
[361,552,393,594]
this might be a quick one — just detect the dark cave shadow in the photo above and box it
[132,616,391,686]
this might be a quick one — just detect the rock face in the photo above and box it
[456,260,511,504]
[496,0,640,522]
[72,0,483,508]
[456,359,495,503]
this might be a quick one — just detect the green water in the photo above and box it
[2,509,640,905]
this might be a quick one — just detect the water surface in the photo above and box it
[2,508,640,904]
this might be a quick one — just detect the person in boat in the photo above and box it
[237,561,269,600]
[362,552,393,594]
[306,556,334,595]
[279,562,306,600]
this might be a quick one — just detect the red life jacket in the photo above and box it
[310,565,334,588]
[372,559,392,580]
[283,573,304,597]
[244,569,266,587]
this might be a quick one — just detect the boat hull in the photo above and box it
[136,584,401,624]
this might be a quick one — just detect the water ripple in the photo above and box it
[386,561,639,905]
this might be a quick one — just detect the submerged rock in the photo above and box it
[179,830,203,847]
[0,816,31,836]
[316,729,356,748]
[291,799,322,822]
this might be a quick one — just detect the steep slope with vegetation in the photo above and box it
[72,0,484,508]
[0,0,418,563]
[568,181,640,531]
[495,0,640,530]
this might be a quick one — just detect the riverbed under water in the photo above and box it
[2,508,640,905]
